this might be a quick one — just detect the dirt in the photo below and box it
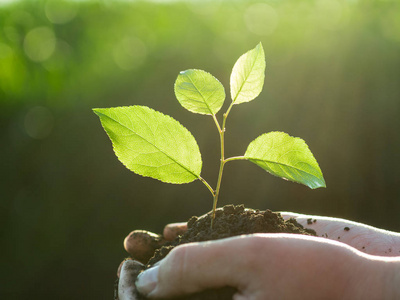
[118,204,317,300]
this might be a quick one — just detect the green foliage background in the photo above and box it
[1,0,399,298]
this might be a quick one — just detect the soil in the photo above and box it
[118,204,317,300]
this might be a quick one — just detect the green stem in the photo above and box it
[212,114,222,133]
[210,102,235,227]
[222,102,234,131]
[199,177,215,197]
[224,156,246,163]
[211,135,225,226]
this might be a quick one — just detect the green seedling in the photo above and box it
[93,43,326,226]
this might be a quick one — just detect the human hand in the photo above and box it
[117,223,187,300]
[119,214,400,299]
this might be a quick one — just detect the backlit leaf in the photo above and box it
[230,42,266,104]
[93,106,202,184]
[244,131,325,189]
[174,69,225,115]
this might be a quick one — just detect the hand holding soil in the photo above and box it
[118,211,400,300]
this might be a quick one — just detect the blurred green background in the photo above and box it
[1,0,399,298]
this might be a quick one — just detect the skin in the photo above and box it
[118,212,400,300]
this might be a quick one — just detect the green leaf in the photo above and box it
[230,42,266,104]
[244,132,326,189]
[174,69,225,115]
[93,106,202,184]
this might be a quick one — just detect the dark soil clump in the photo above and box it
[132,205,316,300]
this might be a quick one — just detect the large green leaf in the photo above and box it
[230,42,266,104]
[244,132,325,189]
[174,69,225,115]
[93,106,202,184]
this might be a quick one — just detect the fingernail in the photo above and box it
[136,265,159,296]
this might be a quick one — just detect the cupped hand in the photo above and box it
[118,213,400,300]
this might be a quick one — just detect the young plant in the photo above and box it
[93,43,326,225]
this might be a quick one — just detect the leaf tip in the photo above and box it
[254,42,264,54]
[92,108,101,116]
[309,177,326,189]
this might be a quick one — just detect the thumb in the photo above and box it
[135,237,249,299]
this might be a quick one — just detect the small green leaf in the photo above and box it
[244,132,326,189]
[93,106,202,184]
[230,43,266,104]
[174,69,225,115]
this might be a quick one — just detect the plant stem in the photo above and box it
[199,177,215,197]
[210,102,235,227]
[212,114,222,133]
[222,102,234,131]
[224,156,246,163]
[211,137,225,226]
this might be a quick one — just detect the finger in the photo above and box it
[163,222,187,241]
[136,238,243,298]
[280,212,400,256]
[124,230,163,264]
[117,260,126,278]
[118,260,145,300]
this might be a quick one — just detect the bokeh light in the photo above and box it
[45,1,77,24]
[23,27,56,62]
